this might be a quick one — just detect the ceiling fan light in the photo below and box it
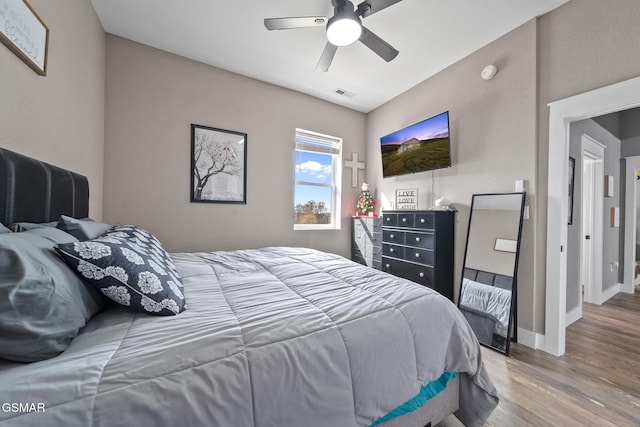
[327,16,362,46]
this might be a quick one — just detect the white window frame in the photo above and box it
[294,128,342,231]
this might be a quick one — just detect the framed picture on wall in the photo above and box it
[0,0,49,75]
[190,124,247,204]
[568,156,575,225]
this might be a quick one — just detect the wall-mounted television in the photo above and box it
[380,111,451,178]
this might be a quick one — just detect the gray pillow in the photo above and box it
[56,215,111,241]
[9,221,58,232]
[0,227,105,362]
[0,223,10,234]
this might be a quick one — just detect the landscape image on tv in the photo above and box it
[380,111,451,178]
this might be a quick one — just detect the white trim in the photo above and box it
[601,283,622,304]
[623,156,640,294]
[581,135,605,305]
[293,128,343,230]
[545,75,640,357]
[516,328,543,350]
[565,305,582,327]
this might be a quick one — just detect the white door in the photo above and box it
[580,135,605,305]
[581,155,595,303]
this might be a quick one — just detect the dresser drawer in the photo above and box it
[383,243,404,258]
[405,231,434,249]
[405,247,434,266]
[354,229,382,245]
[382,257,434,288]
[383,229,405,245]
[383,213,398,227]
[351,216,383,270]
[397,212,415,228]
[415,212,434,230]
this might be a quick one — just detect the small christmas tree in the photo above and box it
[356,183,376,216]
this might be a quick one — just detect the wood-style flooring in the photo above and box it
[438,289,640,426]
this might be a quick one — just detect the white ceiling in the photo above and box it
[90,0,568,113]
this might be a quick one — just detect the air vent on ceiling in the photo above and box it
[335,88,356,98]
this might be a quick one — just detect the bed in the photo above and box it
[459,268,513,346]
[0,147,497,427]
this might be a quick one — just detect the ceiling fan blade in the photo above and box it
[316,42,338,72]
[359,26,398,62]
[264,16,328,31]
[356,0,403,18]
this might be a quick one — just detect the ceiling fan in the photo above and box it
[264,0,403,72]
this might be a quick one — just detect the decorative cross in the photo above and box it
[344,152,365,188]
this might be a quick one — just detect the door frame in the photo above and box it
[623,156,640,293]
[580,135,605,305]
[545,75,640,357]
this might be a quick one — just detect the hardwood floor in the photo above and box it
[438,289,640,426]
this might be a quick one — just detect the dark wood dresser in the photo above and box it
[351,216,382,269]
[381,210,455,300]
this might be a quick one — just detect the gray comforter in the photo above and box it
[0,247,497,426]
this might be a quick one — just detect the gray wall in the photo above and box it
[466,209,520,277]
[367,21,537,326]
[0,0,105,219]
[621,108,640,158]
[593,115,622,139]
[567,119,622,313]
[535,0,640,333]
[103,36,366,255]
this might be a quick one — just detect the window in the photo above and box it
[294,129,342,230]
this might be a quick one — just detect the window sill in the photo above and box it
[294,224,340,231]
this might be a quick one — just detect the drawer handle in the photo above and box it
[415,237,421,242]
[420,218,425,223]
[419,272,425,278]
[415,253,420,258]
[390,234,395,239]
[386,217,391,221]
[390,248,394,253]
[402,218,407,223]
[386,264,390,269]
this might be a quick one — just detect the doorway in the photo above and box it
[623,156,640,293]
[545,75,640,357]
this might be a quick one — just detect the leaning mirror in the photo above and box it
[458,192,526,355]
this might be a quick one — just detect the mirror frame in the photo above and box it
[458,192,526,355]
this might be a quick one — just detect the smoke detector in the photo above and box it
[481,64,498,80]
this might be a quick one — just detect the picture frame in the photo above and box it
[0,0,49,76]
[494,238,518,253]
[395,188,418,210]
[191,124,247,204]
[568,156,575,225]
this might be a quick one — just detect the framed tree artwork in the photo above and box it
[191,124,247,204]
[0,0,49,75]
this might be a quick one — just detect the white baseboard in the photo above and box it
[517,329,565,356]
[565,305,582,327]
[600,283,622,304]
[516,328,540,349]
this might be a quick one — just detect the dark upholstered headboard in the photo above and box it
[0,148,89,225]
[463,267,513,291]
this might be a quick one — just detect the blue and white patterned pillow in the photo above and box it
[55,225,186,316]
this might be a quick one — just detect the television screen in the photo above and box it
[380,111,451,178]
